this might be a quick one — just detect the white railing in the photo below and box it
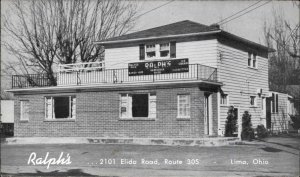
[58,61,105,72]
[57,64,218,86]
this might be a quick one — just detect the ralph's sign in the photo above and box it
[128,58,189,76]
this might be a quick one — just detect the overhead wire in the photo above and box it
[127,0,174,33]
[217,0,264,24]
[219,1,272,25]
[133,0,174,20]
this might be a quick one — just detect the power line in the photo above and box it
[125,1,174,33]
[134,0,174,20]
[219,1,272,25]
[217,0,263,24]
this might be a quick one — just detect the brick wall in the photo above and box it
[14,87,218,138]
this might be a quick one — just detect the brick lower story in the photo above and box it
[14,86,218,138]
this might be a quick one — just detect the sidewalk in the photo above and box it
[243,134,300,155]
[259,134,300,150]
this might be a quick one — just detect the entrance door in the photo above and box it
[204,93,212,135]
[266,98,272,129]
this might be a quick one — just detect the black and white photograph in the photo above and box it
[1,0,299,176]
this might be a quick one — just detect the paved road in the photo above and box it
[1,142,299,176]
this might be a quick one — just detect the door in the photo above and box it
[204,93,212,135]
[233,107,239,137]
[266,98,272,129]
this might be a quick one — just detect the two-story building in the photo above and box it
[7,20,294,138]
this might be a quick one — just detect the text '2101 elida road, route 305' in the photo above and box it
[92,158,199,166]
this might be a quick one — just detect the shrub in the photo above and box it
[225,106,237,137]
[289,114,300,130]
[241,111,254,141]
[256,124,268,138]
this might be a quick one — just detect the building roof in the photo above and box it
[95,20,273,52]
[102,20,219,42]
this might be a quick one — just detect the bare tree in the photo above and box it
[263,3,300,96]
[2,0,138,85]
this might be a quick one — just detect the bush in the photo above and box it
[225,106,237,137]
[289,115,300,130]
[256,124,268,138]
[241,111,254,141]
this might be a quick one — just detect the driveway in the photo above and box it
[1,142,299,177]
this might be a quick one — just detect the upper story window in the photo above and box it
[146,44,156,58]
[248,52,257,68]
[145,43,170,59]
[139,42,176,60]
[159,43,170,57]
[252,54,257,68]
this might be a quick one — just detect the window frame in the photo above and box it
[248,52,258,69]
[177,94,191,119]
[44,95,76,121]
[248,52,252,67]
[145,44,156,59]
[252,53,257,68]
[250,96,257,107]
[20,100,29,122]
[220,94,229,106]
[119,93,156,119]
[159,43,170,58]
[145,43,170,60]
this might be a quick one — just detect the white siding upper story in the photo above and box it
[104,39,218,69]
[217,41,269,135]
[176,40,218,67]
[105,46,139,69]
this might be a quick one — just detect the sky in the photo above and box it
[1,0,299,72]
[132,1,299,44]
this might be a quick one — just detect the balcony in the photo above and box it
[11,62,218,89]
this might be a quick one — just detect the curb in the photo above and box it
[1,137,242,147]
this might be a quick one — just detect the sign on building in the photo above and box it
[128,58,189,76]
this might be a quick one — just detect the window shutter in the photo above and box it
[170,41,176,58]
[128,95,132,117]
[139,44,145,60]
[275,94,278,113]
[71,97,76,118]
[149,93,156,118]
[120,94,128,118]
[272,93,275,113]
[46,97,53,119]
[20,101,29,121]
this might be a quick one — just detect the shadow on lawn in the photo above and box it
[260,147,283,152]
[0,168,116,177]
